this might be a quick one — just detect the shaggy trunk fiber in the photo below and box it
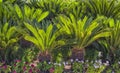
[71,47,85,61]
[38,50,51,62]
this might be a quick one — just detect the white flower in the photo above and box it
[63,62,66,66]
[98,59,102,65]
[70,59,74,62]
[91,61,93,63]
[118,61,120,64]
[58,63,61,66]
[106,61,109,64]
[112,71,115,73]
[98,51,102,57]
[80,60,84,63]
[95,60,98,63]
[75,59,79,62]
[104,63,109,66]
[48,62,51,64]
[104,61,109,66]
[86,60,89,62]
[93,63,99,69]
[66,62,68,65]
[54,63,57,65]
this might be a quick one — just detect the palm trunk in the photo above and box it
[38,50,51,62]
[109,47,116,64]
[71,47,85,61]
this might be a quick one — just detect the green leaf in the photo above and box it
[24,5,31,18]
[46,24,53,47]
[32,9,42,20]
[109,18,114,27]
[2,23,8,34]
[37,11,49,22]
[14,4,23,19]
[24,22,44,51]
[7,38,17,46]
[24,35,39,47]
[0,0,2,3]
[88,32,110,46]
[6,26,16,40]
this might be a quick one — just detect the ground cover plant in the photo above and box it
[0,0,120,73]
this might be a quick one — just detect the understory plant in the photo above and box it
[1,0,120,72]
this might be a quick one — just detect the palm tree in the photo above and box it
[14,4,49,25]
[0,1,16,25]
[0,23,18,62]
[28,0,65,20]
[24,23,65,62]
[65,0,86,20]
[106,19,120,63]
[58,14,110,60]
[85,0,120,19]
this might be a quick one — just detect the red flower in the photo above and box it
[25,62,29,64]
[14,63,16,67]
[31,64,35,68]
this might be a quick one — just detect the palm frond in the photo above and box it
[58,14,110,48]
[86,0,120,19]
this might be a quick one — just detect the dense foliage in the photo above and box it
[0,0,120,73]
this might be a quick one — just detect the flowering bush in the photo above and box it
[0,62,11,73]
[0,59,120,73]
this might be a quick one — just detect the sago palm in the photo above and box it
[0,1,16,25]
[14,4,49,25]
[106,19,120,62]
[86,0,120,19]
[29,0,65,20]
[24,23,65,62]
[0,23,18,61]
[58,14,110,60]
[66,0,86,20]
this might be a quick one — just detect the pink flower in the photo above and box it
[13,70,17,73]
[15,60,21,63]
[2,65,7,69]
[49,67,54,73]
[29,68,32,73]
[23,66,26,71]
